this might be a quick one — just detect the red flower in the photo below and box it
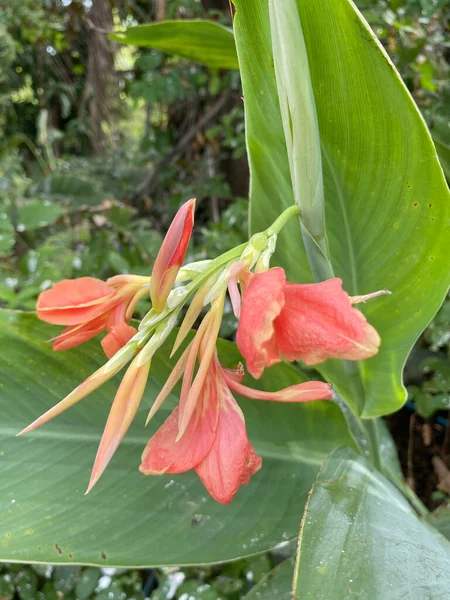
[140,354,262,504]
[36,275,148,356]
[236,267,381,378]
[140,296,332,504]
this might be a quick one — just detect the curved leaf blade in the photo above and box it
[293,448,450,598]
[427,502,450,542]
[111,21,238,70]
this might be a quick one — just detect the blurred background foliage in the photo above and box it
[0,0,449,597]
[0,551,287,600]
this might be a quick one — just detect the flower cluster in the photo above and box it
[19,200,387,504]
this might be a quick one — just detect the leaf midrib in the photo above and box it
[0,425,329,465]
[322,145,358,295]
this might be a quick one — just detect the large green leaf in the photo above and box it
[0,310,354,566]
[234,0,450,417]
[111,21,238,70]
[254,448,450,599]
[16,200,64,232]
[293,448,450,598]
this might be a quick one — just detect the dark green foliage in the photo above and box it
[0,556,282,600]
[408,295,450,418]
[355,0,450,176]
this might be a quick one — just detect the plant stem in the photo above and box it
[266,204,301,235]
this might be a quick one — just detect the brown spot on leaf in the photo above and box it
[55,544,63,555]
[101,550,107,560]
[191,515,202,527]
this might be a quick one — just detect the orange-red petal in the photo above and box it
[37,277,116,325]
[101,322,137,359]
[140,385,219,475]
[195,390,261,504]
[86,357,151,493]
[224,374,333,403]
[274,279,380,365]
[236,267,286,379]
[52,315,107,351]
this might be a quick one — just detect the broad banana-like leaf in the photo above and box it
[244,558,293,600]
[293,448,450,598]
[0,310,353,566]
[233,0,450,417]
[246,448,450,598]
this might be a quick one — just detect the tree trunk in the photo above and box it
[82,0,117,155]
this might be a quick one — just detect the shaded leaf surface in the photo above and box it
[427,502,450,542]
[0,310,353,566]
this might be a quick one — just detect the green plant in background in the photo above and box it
[0,0,246,316]
[0,554,282,600]
[408,294,450,419]
[356,0,450,178]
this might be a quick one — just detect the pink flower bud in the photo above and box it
[150,198,195,311]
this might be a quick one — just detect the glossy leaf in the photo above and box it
[292,448,450,598]
[420,0,449,17]
[244,448,450,597]
[234,0,450,417]
[0,310,354,566]
[111,21,238,70]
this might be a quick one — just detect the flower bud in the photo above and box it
[150,198,195,312]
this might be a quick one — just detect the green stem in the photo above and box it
[184,243,247,296]
[185,204,304,298]
[266,204,301,235]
